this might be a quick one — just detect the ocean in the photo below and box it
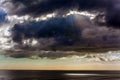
[0,70,120,80]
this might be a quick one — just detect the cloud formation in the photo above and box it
[1,0,120,50]
[4,0,108,16]
[12,14,91,46]
[3,0,120,28]
[12,14,120,49]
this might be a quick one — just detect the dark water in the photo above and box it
[0,70,120,80]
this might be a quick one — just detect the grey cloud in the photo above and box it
[4,0,109,16]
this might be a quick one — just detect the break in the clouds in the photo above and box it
[0,8,7,24]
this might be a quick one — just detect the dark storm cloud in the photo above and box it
[2,0,120,49]
[106,0,120,27]
[12,14,92,46]
[12,14,92,47]
[12,14,120,48]
[5,0,120,28]
[4,0,109,17]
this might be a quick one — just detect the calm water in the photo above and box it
[0,70,120,80]
[0,51,120,79]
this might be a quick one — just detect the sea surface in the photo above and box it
[0,50,120,80]
[0,70,120,80]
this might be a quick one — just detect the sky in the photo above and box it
[1,0,120,49]
[0,8,6,24]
